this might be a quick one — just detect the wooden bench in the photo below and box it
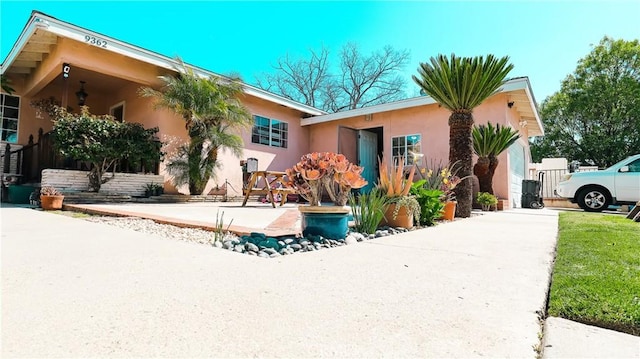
[241,171,295,207]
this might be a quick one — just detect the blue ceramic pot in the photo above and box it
[299,206,350,240]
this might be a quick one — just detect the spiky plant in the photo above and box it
[412,54,513,217]
[140,58,253,195]
[472,122,520,194]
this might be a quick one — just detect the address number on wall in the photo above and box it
[84,35,107,48]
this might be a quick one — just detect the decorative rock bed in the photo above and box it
[83,216,411,258]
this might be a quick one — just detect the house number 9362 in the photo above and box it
[84,35,107,48]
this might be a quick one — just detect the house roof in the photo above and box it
[301,77,544,137]
[0,11,326,117]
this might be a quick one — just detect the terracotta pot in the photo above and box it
[441,201,456,221]
[40,195,64,210]
[381,203,414,229]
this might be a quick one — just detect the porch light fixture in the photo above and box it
[76,81,88,106]
[507,101,515,108]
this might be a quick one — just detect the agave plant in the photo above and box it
[472,122,520,194]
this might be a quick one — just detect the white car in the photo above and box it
[556,154,640,212]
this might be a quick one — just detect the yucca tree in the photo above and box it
[413,54,513,217]
[472,122,520,195]
[140,59,253,194]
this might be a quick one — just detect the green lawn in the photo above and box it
[548,212,640,335]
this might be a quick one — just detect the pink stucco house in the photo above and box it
[1,11,543,208]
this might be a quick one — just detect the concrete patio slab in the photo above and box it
[2,206,559,357]
[65,202,302,236]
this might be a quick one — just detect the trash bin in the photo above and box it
[521,175,543,209]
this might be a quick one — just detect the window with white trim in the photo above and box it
[1,94,20,143]
[109,101,125,122]
[251,115,288,148]
[392,134,422,165]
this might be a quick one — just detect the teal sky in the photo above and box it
[1,1,639,103]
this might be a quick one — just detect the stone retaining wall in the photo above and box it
[42,169,164,197]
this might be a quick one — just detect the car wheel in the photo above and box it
[577,187,610,212]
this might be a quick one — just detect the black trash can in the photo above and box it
[521,173,544,208]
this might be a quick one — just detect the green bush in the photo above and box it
[410,180,444,226]
[348,189,389,234]
[52,106,162,192]
[476,192,498,206]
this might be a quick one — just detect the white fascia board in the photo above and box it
[0,16,39,75]
[301,77,542,131]
[301,96,438,126]
[3,12,325,116]
[523,84,544,136]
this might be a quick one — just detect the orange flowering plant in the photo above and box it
[285,152,368,206]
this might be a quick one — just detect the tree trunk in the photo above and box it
[449,112,474,218]
[486,155,500,194]
[188,139,205,195]
[474,156,493,194]
[88,166,102,192]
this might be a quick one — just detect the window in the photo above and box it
[251,115,288,148]
[1,94,20,143]
[392,134,422,165]
[109,101,125,122]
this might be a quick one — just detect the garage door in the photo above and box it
[509,142,526,208]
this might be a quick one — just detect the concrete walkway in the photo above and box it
[543,317,640,358]
[2,206,557,357]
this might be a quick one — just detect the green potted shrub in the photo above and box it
[477,192,498,211]
[40,186,64,210]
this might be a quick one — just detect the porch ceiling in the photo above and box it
[4,29,58,76]
[507,89,543,137]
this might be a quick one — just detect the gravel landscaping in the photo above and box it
[84,215,411,258]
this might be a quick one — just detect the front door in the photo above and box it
[358,130,378,193]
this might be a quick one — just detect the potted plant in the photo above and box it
[285,152,368,239]
[477,192,498,211]
[377,157,420,228]
[40,186,64,210]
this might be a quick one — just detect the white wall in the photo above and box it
[41,169,164,196]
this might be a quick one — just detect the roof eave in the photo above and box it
[1,11,325,116]
[302,77,545,137]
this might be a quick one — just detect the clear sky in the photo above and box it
[1,1,639,103]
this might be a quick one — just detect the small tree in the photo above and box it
[139,59,253,195]
[51,106,162,192]
[472,122,520,194]
[413,54,514,217]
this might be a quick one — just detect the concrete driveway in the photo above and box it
[2,207,558,357]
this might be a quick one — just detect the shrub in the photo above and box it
[348,188,389,234]
[51,106,162,192]
[40,186,62,196]
[410,180,445,226]
[476,192,498,209]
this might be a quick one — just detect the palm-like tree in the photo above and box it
[412,54,513,217]
[472,122,520,195]
[140,59,253,194]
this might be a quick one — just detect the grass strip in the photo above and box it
[548,212,640,335]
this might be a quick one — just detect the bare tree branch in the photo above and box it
[257,43,410,112]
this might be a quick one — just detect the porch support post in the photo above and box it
[3,143,11,173]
